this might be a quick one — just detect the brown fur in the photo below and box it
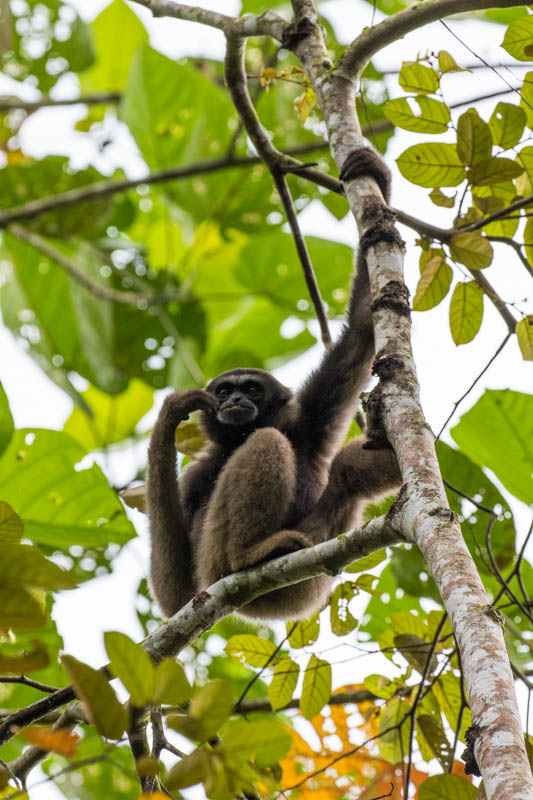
[147,147,401,621]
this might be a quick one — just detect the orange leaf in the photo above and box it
[20,726,80,756]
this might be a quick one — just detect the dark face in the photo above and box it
[203,369,292,447]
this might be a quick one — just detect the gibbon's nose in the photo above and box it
[230,392,244,404]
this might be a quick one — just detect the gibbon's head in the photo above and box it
[202,368,293,446]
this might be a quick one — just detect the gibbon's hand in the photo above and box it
[161,389,219,426]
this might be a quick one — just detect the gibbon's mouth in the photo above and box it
[218,401,258,426]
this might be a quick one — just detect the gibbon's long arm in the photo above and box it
[292,148,392,459]
[147,389,217,615]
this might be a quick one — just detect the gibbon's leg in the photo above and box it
[196,428,315,590]
[296,439,402,542]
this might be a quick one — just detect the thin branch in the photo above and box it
[0,93,121,112]
[469,268,517,333]
[0,676,59,694]
[486,235,533,279]
[0,144,336,230]
[0,512,402,747]
[131,0,288,40]
[7,224,181,306]
[224,34,331,345]
[435,333,512,440]
[340,0,529,77]
[466,190,533,233]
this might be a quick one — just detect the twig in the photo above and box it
[435,333,512,440]
[0,93,121,112]
[224,34,331,345]
[0,676,59,694]
[486,235,533,279]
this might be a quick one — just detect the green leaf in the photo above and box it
[0,640,49,674]
[345,550,386,573]
[418,773,476,799]
[122,44,234,172]
[104,631,155,707]
[0,382,13,457]
[153,658,192,706]
[166,748,209,791]
[364,674,398,699]
[0,429,135,548]
[451,390,533,504]
[438,51,469,74]
[61,655,126,740]
[226,635,281,668]
[516,316,533,361]
[449,232,493,269]
[0,587,46,631]
[0,542,75,591]
[220,719,291,766]
[429,187,455,208]
[416,714,452,771]
[413,253,453,311]
[396,143,465,188]
[433,671,468,734]
[378,698,410,763]
[0,502,23,542]
[449,282,484,345]
[63,379,154,451]
[489,102,526,148]
[81,0,148,91]
[287,614,320,647]
[300,654,331,719]
[398,62,439,95]
[268,658,299,711]
[469,156,523,185]
[383,96,449,134]
[394,633,438,674]
[521,71,533,128]
[188,680,234,740]
[501,16,533,61]
[457,109,492,167]
[330,581,358,635]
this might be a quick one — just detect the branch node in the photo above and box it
[281,17,316,50]
[462,724,482,777]
[428,507,458,523]
[371,280,410,318]
[372,354,404,381]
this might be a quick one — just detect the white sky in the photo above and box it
[0,0,532,796]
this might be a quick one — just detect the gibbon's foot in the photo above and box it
[339,147,391,201]
[258,537,307,563]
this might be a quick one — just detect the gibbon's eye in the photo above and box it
[245,383,262,398]
[216,386,231,398]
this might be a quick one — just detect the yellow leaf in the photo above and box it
[20,727,80,756]
[516,316,533,361]
[260,67,277,88]
[295,88,316,124]
[0,502,23,542]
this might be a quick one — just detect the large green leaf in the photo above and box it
[451,390,533,504]
[104,631,155,707]
[449,281,484,345]
[63,380,153,451]
[300,654,331,719]
[0,542,75,591]
[489,102,526,148]
[0,429,135,548]
[384,96,449,134]
[418,774,476,799]
[457,109,492,167]
[1,0,94,92]
[501,15,533,61]
[81,0,148,91]
[1,234,206,394]
[396,143,465,187]
[0,382,14,457]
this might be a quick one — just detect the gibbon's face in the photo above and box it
[205,369,292,430]
[208,373,264,426]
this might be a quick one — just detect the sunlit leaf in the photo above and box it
[345,549,386,573]
[0,382,13,457]
[516,316,533,361]
[226,634,281,667]
[0,501,23,542]
[377,698,410,762]
[413,254,453,311]
[384,96,449,133]
[330,581,358,635]
[469,156,523,185]
[398,62,439,95]
[220,718,291,766]
[449,282,484,345]
[104,631,155,707]
[418,773,476,799]
[0,542,75,591]
[61,654,126,740]
[152,658,192,706]
[451,390,533,504]
[295,87,317,123]
[438,51,470,74]
[268,658,299,711]
[501,16,533,61]
[0,587,46,631]
[397,143,465,187]
[489,102,526,148]
[416,714,452,771]
[300,654,331,719]
[449,231,493,269]
[457,109,492,167]
[287,614,320,647]
[429,187,455,207]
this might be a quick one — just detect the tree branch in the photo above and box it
[224,34,331,346]
[0,512,401,747]
[0,93,121,112]
[340,0,529,77]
